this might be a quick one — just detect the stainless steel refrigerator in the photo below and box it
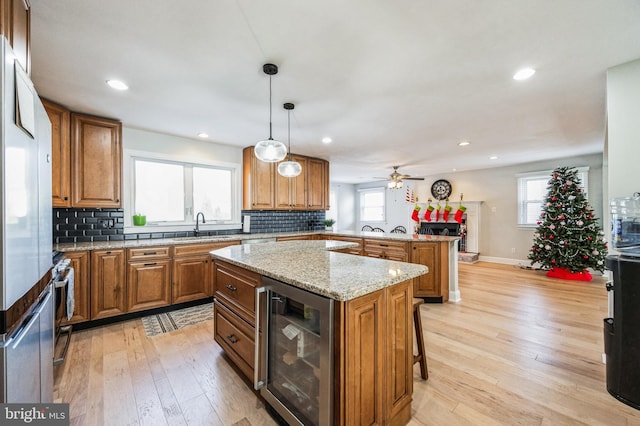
[0,36,54,403]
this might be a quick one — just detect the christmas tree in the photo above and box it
[528,167,608,280]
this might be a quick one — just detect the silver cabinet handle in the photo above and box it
[226,284,237,292]
[254,286,267,390]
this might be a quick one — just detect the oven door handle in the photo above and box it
[254,286,267,390]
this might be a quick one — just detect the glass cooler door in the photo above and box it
[260,277,333,426]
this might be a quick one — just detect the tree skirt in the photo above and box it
[141,302,213,337]
[546,267,593,281]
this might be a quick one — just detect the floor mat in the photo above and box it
[141,302,213,337]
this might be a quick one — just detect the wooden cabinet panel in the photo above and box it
[344,289,386,425]
[243,147,275,209]
[275,235,314,241]
[307,158,327,210]
[214,300,255,381]
[386,280,413,423]
[61,251,90,324]
[127,246,171,261]
[364,239,409,261]
[71,113,122,208]
[172,254,212,304]
[90,249,126,320]
[172,241,239,257]
[411,242,442,298]
[275,154,307,209]
[0,0,30,74]
[43,99,71,207]
[214,260,261,324]
[127,259,171,312]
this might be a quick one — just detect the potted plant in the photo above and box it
[323,218,336,231]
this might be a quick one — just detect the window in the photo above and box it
[124,150,240,230]
[517,167,589,226]
[359,187,385,222]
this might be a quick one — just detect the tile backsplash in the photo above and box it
[53,208,326,244]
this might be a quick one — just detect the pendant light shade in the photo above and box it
[278,103,302,177]
[255,64,287,163]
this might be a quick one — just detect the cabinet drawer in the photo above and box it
[215,261,261,323]
[364,239,409,261]
[127,246,171,260]
[174,241,239,257]
[214,300,254,380]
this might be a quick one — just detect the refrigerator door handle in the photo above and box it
[254,286,267,390]
[10,287,52,350]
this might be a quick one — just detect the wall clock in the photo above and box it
[431,179,452,200]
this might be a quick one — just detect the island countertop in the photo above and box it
[209,240,428,301]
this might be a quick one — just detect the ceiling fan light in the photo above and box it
[388,180,403,189]
[278,160,302,177]
[255,139,287,162]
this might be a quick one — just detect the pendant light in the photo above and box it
[254,63,287,162]
[278,103,302,177]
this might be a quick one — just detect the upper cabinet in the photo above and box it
[43,100,122,208]
[43,99,71,207]
[0,0,30,74]
[243,147,329,211]
[71,113,122,208]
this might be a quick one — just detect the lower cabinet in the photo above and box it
[62,250,90,324]
[411,242,448,300]
[363,239,409,261]
[90,249,126,320]
[127,260,171,312]
[213,299,255,380]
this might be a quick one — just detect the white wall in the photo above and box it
[330,183,356,231]
[351,153,603,262]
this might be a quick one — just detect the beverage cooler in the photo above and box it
[604,194,640,410]
[256,277,334,425]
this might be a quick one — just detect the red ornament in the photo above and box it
[588,237,592,241]
[551,259,556,263]
[549,235,554,239]
[552,197,557,201]
[583,255,589,259]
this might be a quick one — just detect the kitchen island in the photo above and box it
[210,240,428,425]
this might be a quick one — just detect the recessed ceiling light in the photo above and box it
[452,168,457,172]
[197,132,209,138]
[458,141,470,146]
[513,68,535,81]
[106,79,129,90]
[322,137,332,144]
[489,155,498,160]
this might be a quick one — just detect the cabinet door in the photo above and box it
[172,254,212,304]
[289,154,307,209]
[243,147,275,209]
[344,289,385,426]
[411,243,440,297]
[62,251,90,324]
[90,249,126,319]
[71,113,122,208]
[42,99,71,207]
[307,158,327,210]
[127,259,171,312]
[386,281,413,422]
[0,0,30,74]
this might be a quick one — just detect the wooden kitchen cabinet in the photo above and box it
[61,250,90,324]
[90,249,126,320]
[43,99,72,207]
[306,157,329,210]
[275,154,307,209]
[364,238,409,261]
[243,147,275,210]
[173,241,239,304]
[243,147,329,211]
[411,242,448,300]
[0,0,30,74]
[126,247,171,312]
[325,235,363,255]
[71,113,122,208]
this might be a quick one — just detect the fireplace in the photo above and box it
[419,222,460,236]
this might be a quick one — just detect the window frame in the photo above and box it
[516,167,589,227]
[123,149,242,233]
[358,187,386,223]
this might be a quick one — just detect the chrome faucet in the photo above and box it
[194,212,206,236]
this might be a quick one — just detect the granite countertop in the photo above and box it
[210,240,429,301]
[54,229,458,252]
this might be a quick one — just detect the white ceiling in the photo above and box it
[29,0,640,183]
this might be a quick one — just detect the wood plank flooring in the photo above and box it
[54,262,640,425]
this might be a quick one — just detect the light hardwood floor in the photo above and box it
[54,262,640,425]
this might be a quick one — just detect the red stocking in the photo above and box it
[423,207,434,222]
[454,206,466,223]
[411,205,420,222]
[443,206,451,222]
[434,208,440,222]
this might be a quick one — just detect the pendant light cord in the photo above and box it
[287,109,292,161]
[268,75,273,140]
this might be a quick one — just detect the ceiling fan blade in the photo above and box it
[404,177,424,180]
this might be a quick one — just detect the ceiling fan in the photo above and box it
[378,166,424,189]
